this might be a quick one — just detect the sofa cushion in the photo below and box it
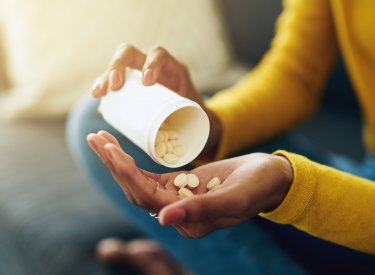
[0,0,245,120]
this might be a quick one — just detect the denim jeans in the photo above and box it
[66,94,375,275]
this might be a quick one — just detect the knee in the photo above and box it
[66,94,101,166]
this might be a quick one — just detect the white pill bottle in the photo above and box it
[100,69,210,168]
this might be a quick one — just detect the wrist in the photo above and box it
[266,155,294,212]
[198,107,222,161]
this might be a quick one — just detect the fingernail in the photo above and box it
[88,138,99,155]
[162,208,186,226]
[92,77,102,91]
[109,69,122,90]
[91,77,103,97]
[142,69,154,85]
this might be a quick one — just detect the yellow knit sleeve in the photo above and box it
[206,0,338,160]
[260,151,375,254]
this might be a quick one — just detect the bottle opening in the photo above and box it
[153,105,210,168]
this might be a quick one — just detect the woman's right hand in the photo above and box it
[91,43,204,106]
[92,43,222,160]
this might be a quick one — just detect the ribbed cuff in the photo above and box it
[260,150,316,224]
[205,101,232,161]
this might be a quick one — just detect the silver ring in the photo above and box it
[149,212,159,219]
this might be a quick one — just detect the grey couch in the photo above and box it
[0,1,369,275]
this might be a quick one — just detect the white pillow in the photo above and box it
[0,0,245,120]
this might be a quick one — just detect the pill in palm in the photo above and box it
[155,142,167,158]
[164,153,179,164]
[173,173,188,188]
[186,173,199,189]
[178,187,194,198]
[206,177,221,190]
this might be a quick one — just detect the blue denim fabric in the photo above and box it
[66,94,375,275]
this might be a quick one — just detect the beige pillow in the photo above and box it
[0,0,245,120]
[0,20,9,93]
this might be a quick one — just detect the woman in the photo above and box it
[68,0,375,274]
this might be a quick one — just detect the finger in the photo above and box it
[174,225,192,238]
[142,46,187,93]
[95,131,169,186]
[105,144,177,210]
[158,189,241,226]
[87,133,109,161]
[142,46,170,86]
[87,133,136,203]
[108,44,146,90]
[97,130,121,147]
[181,216,244,239]
[92,74,109,98]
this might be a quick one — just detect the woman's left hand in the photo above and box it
[87,131,294,238]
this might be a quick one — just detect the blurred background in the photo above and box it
[0,0,364,274]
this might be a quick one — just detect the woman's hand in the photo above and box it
[87,131,294,238]
[92,43,222,160]
[91,44,203,104]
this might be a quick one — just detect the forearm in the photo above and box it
[204,0,337,160]
[262,151,375,254]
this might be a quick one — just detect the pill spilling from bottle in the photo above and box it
[155,121,186,164]
[173,173,222,198]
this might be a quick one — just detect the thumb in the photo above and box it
[158,189,237,226]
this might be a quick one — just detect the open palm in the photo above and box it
[87,131,293,238]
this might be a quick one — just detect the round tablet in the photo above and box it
[178,187,194,198]
[164,153,178,164]
[173,144,186,157]
[207,177,221,190]
[174,173,188,188]
[155,132,164,143]
[167,130,179,140]
[155,142,167,158]
[166,141,174,154]
[186,173,199,189]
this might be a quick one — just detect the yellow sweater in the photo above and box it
[206,0,375,254]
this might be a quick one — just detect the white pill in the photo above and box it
[167,130,178,140]
[156,132,164,143]
[161,130,169,141]
[186,173,199,189]
[178,187,194,198]
[155,142,167,158]
[164,153,179,164]
[169,140,178,146]
[173,144,186,157]
[166,141,174,154]
[173,173,188,188]
[207,177,221,190]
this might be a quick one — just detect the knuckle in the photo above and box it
[151,45,167,54]
[117,42,134,52]
[118,171,130,181]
